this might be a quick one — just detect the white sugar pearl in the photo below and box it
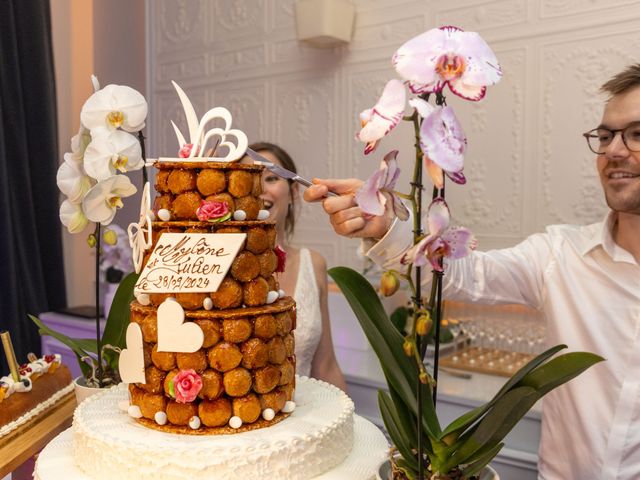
[189,416,201,430]
[158,209,171,221]
[136,293,150,306]
[154,411,167,425]
[278,289,285,299]
[128,405,143,418]
[262,408,275,421]
[149,210,156,221]
[257,209,270,220]
[266,291,279,304]
[229,416,243,429]
[203,297,213,310]
[233,210,247,221]
[282,401,296,414]
[166,297,177,302]
[118,400,130,412]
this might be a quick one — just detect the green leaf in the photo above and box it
[459,442,504,479]
[439,344,567,440]
[72,338,98,353]
[440,386,539,472]
[329,266,441,438]
[379,391,419,472]
[101,272,139,350]
[442,350,603,471]
[29,314,93,378]
[517,351,604,396]
[29,314,91,360]
[390,306,411,334]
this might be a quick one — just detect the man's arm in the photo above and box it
[305,178,552,309]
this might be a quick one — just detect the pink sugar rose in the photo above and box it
[178,143,195,158]
[196,200,230,222]
[274,244,287,273]
[172,369,202,403]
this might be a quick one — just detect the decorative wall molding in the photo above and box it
[146,0,640,269]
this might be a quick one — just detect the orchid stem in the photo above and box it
[94,223,103,388]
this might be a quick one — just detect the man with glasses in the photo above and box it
[304,65,640,479]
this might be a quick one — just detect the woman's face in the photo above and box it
[256,150,297,230]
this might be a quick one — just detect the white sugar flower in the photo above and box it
[60,199,89,233]
[80,84,148,134]
[83,130,143,181]
[56,156,95,204]
[82,175,137,225]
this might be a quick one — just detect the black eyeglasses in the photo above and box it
[583,121,640,154]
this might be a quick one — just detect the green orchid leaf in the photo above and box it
[396,457,417,480]
[29,314,93,377]
[72,338,98,353]
[101,272,139,349]
[379,391,419,471]
[444,350,603,470]
[439,344,567,440]
[517,351,604,396]
[329,266,441,437]
[441,386,539,472]
[388,386,419,449]
[459,442,504,479]
[29,314,91,360]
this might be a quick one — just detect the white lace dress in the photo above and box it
[292,248,323,377]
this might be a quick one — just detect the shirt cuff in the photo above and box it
[360,215,414,270]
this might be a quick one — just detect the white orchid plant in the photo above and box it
[31,77,146,387]
[328,26,602,480]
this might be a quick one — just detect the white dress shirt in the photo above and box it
[366,212,640,480]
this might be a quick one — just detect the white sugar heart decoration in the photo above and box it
[119,323,145,384]
[157,299,204,353]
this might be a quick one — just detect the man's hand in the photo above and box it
[303,178,394,240]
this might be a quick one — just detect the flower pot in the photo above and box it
[375,458,499,480]
[73,376,106,404]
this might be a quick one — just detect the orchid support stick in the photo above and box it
[94,223,103,387]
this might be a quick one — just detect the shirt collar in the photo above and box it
[582,211,636,263]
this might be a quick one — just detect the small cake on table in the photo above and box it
[1,330,73,437]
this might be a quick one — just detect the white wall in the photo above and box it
[144,0,640,271]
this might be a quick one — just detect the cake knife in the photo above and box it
[245,147,338,197]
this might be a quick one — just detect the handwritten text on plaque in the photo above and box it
[134,233,246,293]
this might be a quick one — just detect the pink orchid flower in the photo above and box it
[420,106,467,188]
[392,26,502,101]
[356,79,406,155]
[355,150,410,221]
[402,198,476,271]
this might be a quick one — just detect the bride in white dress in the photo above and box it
[246,142,347,391]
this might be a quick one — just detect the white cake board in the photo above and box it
[36,414,387,479]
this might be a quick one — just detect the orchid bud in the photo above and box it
[103,228,118,245]
[416,313,432,336]
[403,340,413,357]
[87,234,97,248]
[380,271,400,297]
[419,372,430,384]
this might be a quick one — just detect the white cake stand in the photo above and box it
[35,377,389,480]
[36,415,387,480]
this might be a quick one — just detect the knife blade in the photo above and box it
[245,147,337,197]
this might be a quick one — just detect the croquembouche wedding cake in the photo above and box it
[33,83,388,480]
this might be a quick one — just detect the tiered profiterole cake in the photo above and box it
[128,159,299,433]
[32,83,388,480]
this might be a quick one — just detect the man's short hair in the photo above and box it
[601,64,640,97]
